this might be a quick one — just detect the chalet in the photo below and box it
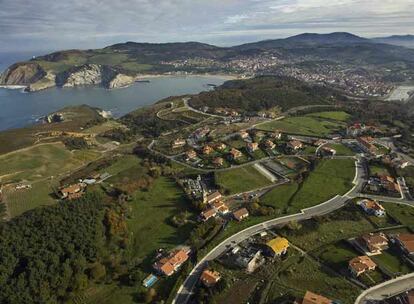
[229,148,243,160]
[202,145,213,155]
[247,142,259,153]
[212,157,224,167]
[185,150,197,161]
[171,138,186,149]
[296,291,333,304]
[266,237,289,256]
[264,139,276,150]
[200,269,221,287]
[393,234,414,256]
[205,191,222,205]
[239,130,250,139]
[288,140,303,150]
[200,208,217,222]
[233,208,249,221]
[348,256,377,277]
[153,248,190,276]
[358,199,386,217]
[357,232,388,255]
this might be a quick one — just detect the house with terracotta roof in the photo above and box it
[357,137,378,154]
[233,208,249,221]
[270,131,282,140]
[59,183,85,200]
[171,138,186,149]
[247,142,259,153]
[393,233,414,256]
[266,237,289,256]
[239,130,250,139]
[212,157,224,167]
[153,248,190,276]
[348,256,377,277]
[205,191,222,205]
[185,149,197,160]
[357,232,389,255]
[213,142,227,151]
[229,148,243,160]
[212,200,229,214]
[202,145,213,155]
[200,208,217,222]
[200,269,221,287]
[263,139,276,150]
[297,291,333,304]
[288,140,303,150]
[358,199,386,217]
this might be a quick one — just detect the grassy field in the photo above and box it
[261,183,299,210]
[258,112,347,137]
[289,159,355,210]
[327,143,355,156]
[215,165,273,195]
[306,111,351,121]
[126,177,195,269]
[0,143,100,183]
[3,180,58,217]
[382,202,414,226]
[369,164,391,176]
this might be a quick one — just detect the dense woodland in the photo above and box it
[189,76,343,113]
[0,192,127,303]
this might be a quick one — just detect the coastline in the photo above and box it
[0,85,27,90]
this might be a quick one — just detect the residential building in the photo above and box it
[270,131,282,140]
[357,232,389,255]
[172,138,186,148]
[239,130,250,139]
[200,269,221,287]
[247,142,259,152]
[393,234,414,255]
[229,148,243,160]
[313,139,327,146]
[322,146,336,156]
[200,208,217,222]
[185,149,197,160]
[266,237,289,256]
[233,208,249,221]
[264,139,276,149]
[153,248,190,276]
[348,256,377,277]
[297,291,333,304]
[203,145,213,155]
[212,157,224,167]
[212,200,229,214]
[214,142,227,151]
[288,140,303,150]
[358,199,386,217]
[59,183,85,200]
[205,191,222,205]
[357,137,378,154]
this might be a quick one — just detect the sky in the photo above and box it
[1,0,414,53]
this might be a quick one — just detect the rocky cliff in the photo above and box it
[0,63,135,91]
[0,62,46,85]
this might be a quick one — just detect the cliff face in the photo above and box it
[0,62,46,85]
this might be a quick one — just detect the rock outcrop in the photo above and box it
[105,73,135,89]
[26,72,56,92]
[0,62,46,85]
[56,64,103,88]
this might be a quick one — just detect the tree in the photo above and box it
[90,263,106,281]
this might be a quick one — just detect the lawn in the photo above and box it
[306,111,351,122]
[261,183,299,211]
[126,177,196,270]
[288,158,355,210]
[327,143,355,156]
[258,114,346,137]
[215,165,273,195]
[369,164,391,176]
[315,240,359,271]
[381,202,414,227]
[372,249,413,275]
[0,143,99,182]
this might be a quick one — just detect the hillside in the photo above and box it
[372,35,414,49]
[2,32,414,92]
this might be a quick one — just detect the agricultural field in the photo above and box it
[261,183,299,211]
[381,202,414,227]
[3,180,58,217]
[215,165,273,195]
[306,111,351,122]
[369,163,392,176]
[257,112,348,137]
[0,142,100,183]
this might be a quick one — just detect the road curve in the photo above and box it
[173,157,364,304]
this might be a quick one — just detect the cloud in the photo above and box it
[0,0,413,52]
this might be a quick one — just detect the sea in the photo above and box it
[0,51,228,132]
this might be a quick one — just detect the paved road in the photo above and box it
[173,157,364,304]
[355,273,414,304]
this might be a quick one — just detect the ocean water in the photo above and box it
[0,75,228,131]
